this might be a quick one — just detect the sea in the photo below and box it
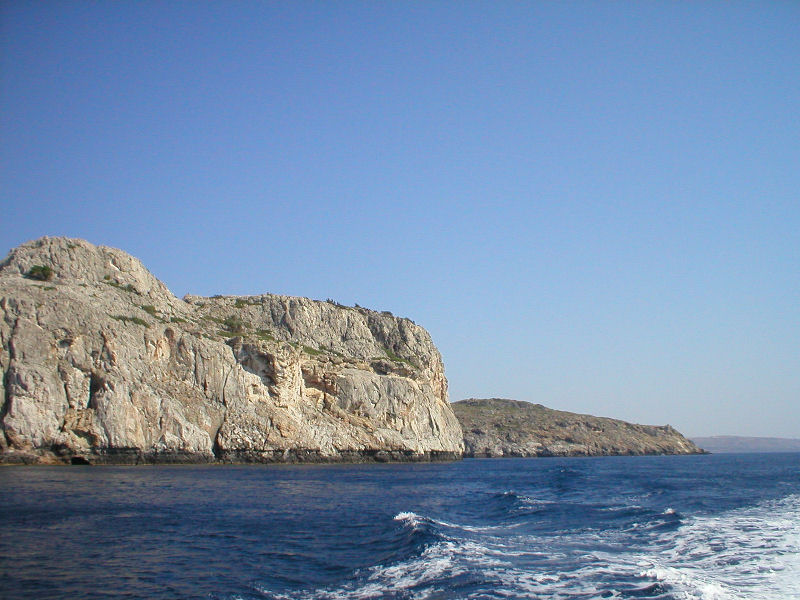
[1,453,799,600]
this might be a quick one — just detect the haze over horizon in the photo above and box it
[2,2,798,438]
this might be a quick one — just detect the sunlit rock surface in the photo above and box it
[0,237,463,464]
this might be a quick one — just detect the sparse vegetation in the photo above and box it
[170,317,187,323]
[26,265,54,281]
[324,299,362,312]
[111,315,149,327]
[302,345,322,356]
[234,298,260,308]
[222,316,246,334]
[104,280,139,294]
[383,347,417,369]
[140,305,157,316]
[255,329,275,341]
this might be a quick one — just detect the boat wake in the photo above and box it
[639,493,800,599]
[257,494,800,600]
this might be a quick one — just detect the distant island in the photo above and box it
[452,398,704,457]
[690,436,800,454]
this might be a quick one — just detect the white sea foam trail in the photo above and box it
[264,495,800,600]
[639,494,800,599]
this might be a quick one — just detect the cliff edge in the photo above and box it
[0,237,464,464]
[452,398,703,457]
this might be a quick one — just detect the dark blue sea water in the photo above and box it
[1,453,799,600]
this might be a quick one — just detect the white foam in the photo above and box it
[639,494,800,599]
[268,495,800,600]
[393,511,418,522]
[394,510,519,534]
[393,511,428,532]
[641,566,732,599]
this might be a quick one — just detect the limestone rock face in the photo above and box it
[452,398,704,457]
[0,237,463,464]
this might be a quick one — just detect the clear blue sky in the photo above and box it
[2,2,798,437]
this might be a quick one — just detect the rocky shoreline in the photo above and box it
[1,237,703,466]
[2,447,464,466]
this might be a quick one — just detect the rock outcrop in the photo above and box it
[0,237,464,464]
[452,398,704,457]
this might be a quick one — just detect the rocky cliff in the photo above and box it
[452,398,703,457]
[0,237,464,464]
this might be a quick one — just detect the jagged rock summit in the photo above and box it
[0,237,464,464]
[452,398,704,457]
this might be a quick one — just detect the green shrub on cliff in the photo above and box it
[111,315,149,327]
[223,316,246,334]
[104,280,139,294]
[26,265,54,281]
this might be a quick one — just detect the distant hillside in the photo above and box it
[690,436,800,454]
[452,398,703,458]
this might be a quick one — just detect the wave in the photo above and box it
[257,511,506,600]
[392,511,438,534]
[472,490,554,522]
[393,510,517,535]
[256,494,800,600]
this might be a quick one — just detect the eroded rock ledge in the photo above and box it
[0,237,464,464]
[452,398,704,457]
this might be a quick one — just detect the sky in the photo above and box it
[1,2,798,438]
